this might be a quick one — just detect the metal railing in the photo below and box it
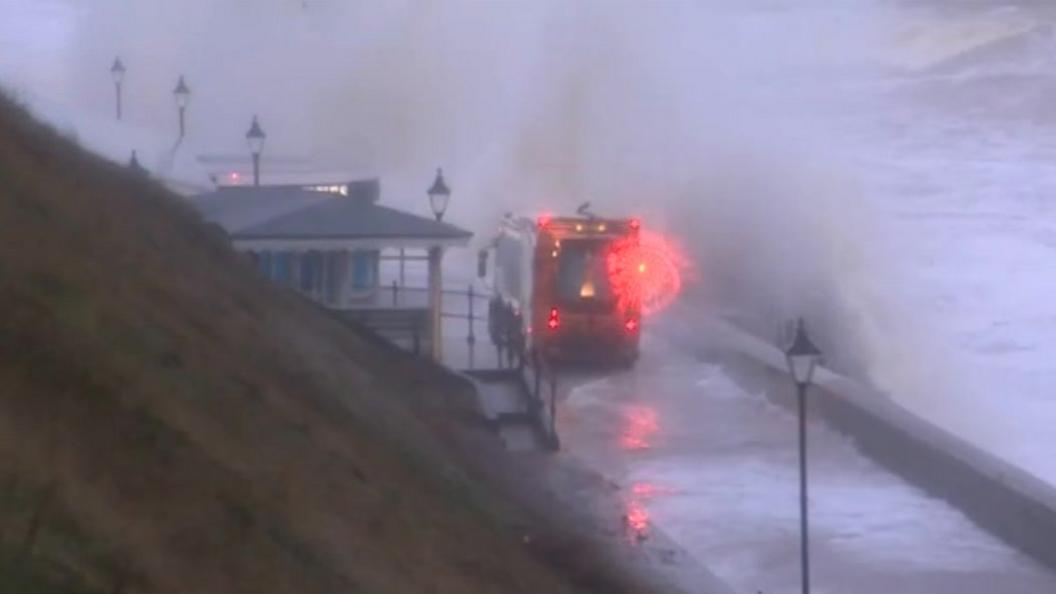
[380,281,560,448]
[338,307,428,356]
[383,281,500,370]
[481,296,559,449]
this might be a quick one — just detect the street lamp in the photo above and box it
[128,150,144,173]
[785,318,822,594]
[424,167,451,360]
[173,76,190,139]
[427,168,451,221]
[245,115,266,187]
[110,57,126,120]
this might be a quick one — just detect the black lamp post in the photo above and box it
[427,168,451,221]
[245,115,266,187]
[110,57,126,120]
[128,150,144,173]
[173,76,190,139]
[785,319,822,594]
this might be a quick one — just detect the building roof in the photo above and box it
[237,198,472,241]
[189,186,332,232]
[190,183,472,248]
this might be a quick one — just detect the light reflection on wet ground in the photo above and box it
[620,405,660,451]
[623,495,651,543]
[617,403,667,543]
[622,481,680,544]
[559,331,1056,594]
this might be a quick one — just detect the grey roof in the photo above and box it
[237,197,472,241]
[190,184,471,242]
[190,186,330,232]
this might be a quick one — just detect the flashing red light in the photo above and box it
[547,307,560,330]
[629,218,641,231]
[624,318,639,333]
[537,214,552,229]
[606,228,686,317]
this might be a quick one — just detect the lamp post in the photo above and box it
[173,76,190,139]
[425,168,451,360]
[245,115,266,187]
[427,168,451,221]
[110,57,126,120]
[785,319,822,594]
[128,150,143,173]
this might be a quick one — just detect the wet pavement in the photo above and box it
[557,328,1056,594]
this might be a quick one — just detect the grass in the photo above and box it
[0,475,112,594]
[0,556,96,594]
[0,91,612,594]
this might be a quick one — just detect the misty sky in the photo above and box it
[0,0,922,375]
[0,1,890,207]
[2,0,1036,402]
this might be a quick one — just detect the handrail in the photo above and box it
[382,281,492,369]
[372,280,561,448]
[385,282,493,301]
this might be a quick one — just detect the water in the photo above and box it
[837,3,1056,483]
[560,331,1056,593]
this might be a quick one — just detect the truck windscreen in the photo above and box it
[556,239,614,311]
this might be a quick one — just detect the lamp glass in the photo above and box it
[174,78,190,108]
[246,118,266,155]
[787,353,818,385]
[247,135,265,155]
[110,59,125,84]
[429,192,450,219]
[427,168,451,219]
[785,319,822,386]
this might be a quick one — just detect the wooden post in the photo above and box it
[427,247,443,362]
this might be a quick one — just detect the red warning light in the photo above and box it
[547,307,560,330]
[537,214,552,229]
[624,318,639,333]
[606,228,686,317]
[629,218,641,231]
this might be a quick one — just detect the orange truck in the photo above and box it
[481,212,642,366]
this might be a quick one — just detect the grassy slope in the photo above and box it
[0,95,589,594]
